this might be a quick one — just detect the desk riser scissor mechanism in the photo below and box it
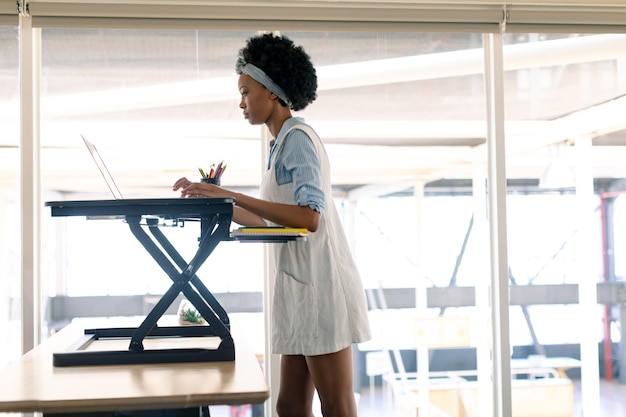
[46,198,236,367]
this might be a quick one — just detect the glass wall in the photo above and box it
[40,29,259,297]
[0,24,21,366]
[36,29,494,416]
[39,29,489,297]
[23,18,626,417]
[502,32,625,417]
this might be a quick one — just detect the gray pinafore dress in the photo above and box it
[259,123,371,356]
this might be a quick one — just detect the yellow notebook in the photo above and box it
[231,227,308,237]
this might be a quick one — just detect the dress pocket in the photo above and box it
[273,271,319,338]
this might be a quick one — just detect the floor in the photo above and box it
[356,379,626,417]
[205,378,626,417]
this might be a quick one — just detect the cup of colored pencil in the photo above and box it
[198,161,226,186]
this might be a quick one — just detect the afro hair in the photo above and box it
[236,33,317,112]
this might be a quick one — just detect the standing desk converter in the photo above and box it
[45,197,268,367]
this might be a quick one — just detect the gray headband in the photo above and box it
[237,61,292,108]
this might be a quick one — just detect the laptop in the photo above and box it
[81,134,124,199]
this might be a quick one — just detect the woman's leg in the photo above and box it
[276,354,316,417]
[306,346,357,417]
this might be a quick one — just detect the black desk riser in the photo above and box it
[45,198,279,368]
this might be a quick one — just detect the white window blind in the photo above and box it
[0,0,18,25]
[506,5,626,33]
[22,1,626,33]
[25,1,503,32]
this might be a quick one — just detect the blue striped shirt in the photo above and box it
[268,117,325,214]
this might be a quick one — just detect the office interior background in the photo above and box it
[2,1,626,416]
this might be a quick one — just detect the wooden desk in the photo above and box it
[0,319,269,415]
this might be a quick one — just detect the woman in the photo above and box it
[173,33,371,417]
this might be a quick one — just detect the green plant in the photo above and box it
[179,306,205,324]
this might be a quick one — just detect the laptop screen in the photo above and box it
[81,135,124,199]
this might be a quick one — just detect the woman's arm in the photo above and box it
[233,206,267,227]
[234,192,320,232]
[173,178,320,232]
